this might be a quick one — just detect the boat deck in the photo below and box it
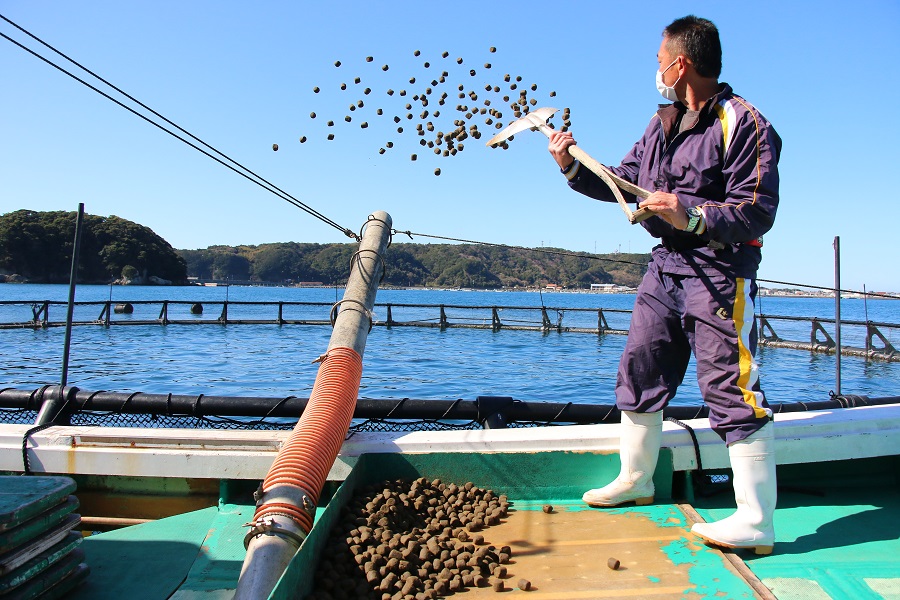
[67,458,900,599]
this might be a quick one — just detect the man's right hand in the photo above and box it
[548,130,577,171]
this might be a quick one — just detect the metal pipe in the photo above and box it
[234,211,391,600]
[60,203,84,389]
[834,236,841,395]
[34,204,84,426]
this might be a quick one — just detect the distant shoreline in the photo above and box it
[5,280,897,299]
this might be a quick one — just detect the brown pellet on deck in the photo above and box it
[608,557,621,570]
[543,504,553,513]
[272,143,278,151]
[518,579,532,591]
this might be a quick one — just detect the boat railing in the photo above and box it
[2,386,898,432]
[0,300,897,361]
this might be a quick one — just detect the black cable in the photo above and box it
[5,15,892,302]
[400,229,898,300]
[0,15,356,241]
[757,278,900,300]
[22,422,55,475]
[394,229,650,268]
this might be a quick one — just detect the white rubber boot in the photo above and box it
[582,410,663,507]
[691,422,777,555]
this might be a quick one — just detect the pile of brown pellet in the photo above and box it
[306,477,526,599]
[286,47,570,175]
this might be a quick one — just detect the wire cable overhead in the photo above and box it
[2,14,895,300]
[0,13,358,241]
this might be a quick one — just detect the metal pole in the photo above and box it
[234,211,391,600]
[35,203,84,426]
[834,236,841,395]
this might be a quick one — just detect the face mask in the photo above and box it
[656,58,680,102]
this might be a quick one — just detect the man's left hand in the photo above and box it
[640,192,689,230]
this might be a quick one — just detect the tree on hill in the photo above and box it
[0,209,187,284]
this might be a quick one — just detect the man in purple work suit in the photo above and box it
[548,15,781,555]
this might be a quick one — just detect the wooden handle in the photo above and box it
[566,146,651,199]
[537,123,653,224]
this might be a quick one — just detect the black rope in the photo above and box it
[663,416,714,497]
[22,422,55,475]
[0,15,357,241]
[192,394,205,417]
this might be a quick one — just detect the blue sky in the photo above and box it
[1,1,898,292]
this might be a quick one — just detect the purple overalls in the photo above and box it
[565,84,782,444]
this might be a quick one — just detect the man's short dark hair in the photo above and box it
[663,16,722,79]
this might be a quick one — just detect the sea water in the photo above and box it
[1,284,898,405]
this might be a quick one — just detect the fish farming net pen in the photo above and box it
[1,387,898,432]
[1,300,898,361]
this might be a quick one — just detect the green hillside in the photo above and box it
[0,210,187,284]
[179,242,649,289]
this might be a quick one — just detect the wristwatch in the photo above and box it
[685,206,703,234]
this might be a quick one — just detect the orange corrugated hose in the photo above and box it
[252,346,363,534]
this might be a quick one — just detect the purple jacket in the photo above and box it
[565,83,781,278]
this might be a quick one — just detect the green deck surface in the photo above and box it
[695,487,900,599]
[64,452,900,599]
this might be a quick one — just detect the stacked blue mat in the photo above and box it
[0,476,88,599]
